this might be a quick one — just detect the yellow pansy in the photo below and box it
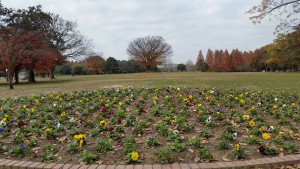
[74,134,85,140]
[235,144,240,151]
[242,114,250,121]
[131,151,139,161]
[262,133,271,140]
[249,120,255,127]
[61,112,66,117]
[99,120,107,126]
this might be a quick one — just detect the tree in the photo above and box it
[205,49,214,71]
[246,0,300,33]
[127,36,173,71]
[1,4,94,79]
[59,64,72,75]
[105,57,120,74]
[72,64,87,75]
[186,60,195,72]
[0,29,61,88]
[195,50,204,71]
[84,55,105,74]
[44,14,94,79]
[177,64,186,72]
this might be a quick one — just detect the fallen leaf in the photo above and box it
[222,157,231,162]
[279,152,284,157]
[188,148,194,153]
[32,147,41,151]
[194,157,200,162]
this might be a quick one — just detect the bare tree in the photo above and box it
[246,0,300,33]
[127,36,173,71]
[186,59,195,72]
[45,14,94,79]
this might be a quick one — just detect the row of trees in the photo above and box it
[0,4,93,89]
[57,56,149,75]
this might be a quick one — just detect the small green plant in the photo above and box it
[79,150,98,164]
[123,137,136,155]
[234,145,247,160]
[146,135,159,147]
[115,125,125,132]
[117,109,126,118]
[10,144,26,158]
[155,123,168,136]
[67,142,78,154]
[284,144,298,154]
[271,138,284,145]
[264,146,278,155]
[44,129,57,140]
[171,140,186,152]
[156,146,173,163]
[133,121,145,134]
[95,138,113,153]
[90,128,100,137]
[27,139,38,147]
[188,138,202,148]
[84,120,94,128]
[221,132,233,141]
[215,141,230,149]
[197,146,214,162]
[41,144,55,162]
[200,130,212,139]
[245,136,261,145]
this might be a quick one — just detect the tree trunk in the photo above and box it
[28,69,36,83]
[146,66,151,72]
[50,66,56,79]
[7,71,14,89]
[14,69,19,84]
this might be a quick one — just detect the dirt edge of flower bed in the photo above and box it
[1,154,300,169]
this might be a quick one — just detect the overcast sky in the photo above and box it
[2,0,278,64]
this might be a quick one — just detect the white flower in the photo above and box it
[268,126,274,132]
[206,116,212,123]
[70,117,75,122]
[232,132,238,140]
[274,98,278,102]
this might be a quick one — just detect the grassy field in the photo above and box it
[0,72,299,98]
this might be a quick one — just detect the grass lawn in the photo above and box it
[0,72,299,98]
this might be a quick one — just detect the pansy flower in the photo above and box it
[248,120,255,127]
[61,112,66,117]
[262,133,271,140]
[17,120,25,127]
[20,143,26,150]
[131,151,139,161]
[242,114,250,121]
[99,120,107,126]
[3,109,7,114]
[101,107,107,113]
[235,144,240,151]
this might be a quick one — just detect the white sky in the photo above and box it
[2,0,278,64]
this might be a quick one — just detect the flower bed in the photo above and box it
[0,87,299,164]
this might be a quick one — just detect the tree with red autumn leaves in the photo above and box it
[84,55,106,74]
[0,29,63,89]
[204,48,251,72]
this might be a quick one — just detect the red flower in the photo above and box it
[101,107,107,113]
[108,126,114,132]
[117,119,122,124]
[17,120,25,127]
[139,108,145,113]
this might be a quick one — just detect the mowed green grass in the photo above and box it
[0,72,299,98]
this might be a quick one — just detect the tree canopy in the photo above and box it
[246,0,300,33]
[127,36,173,71]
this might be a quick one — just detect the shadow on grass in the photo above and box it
[0,78,73,87]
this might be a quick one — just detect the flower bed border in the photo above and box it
[1,154,300,169]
